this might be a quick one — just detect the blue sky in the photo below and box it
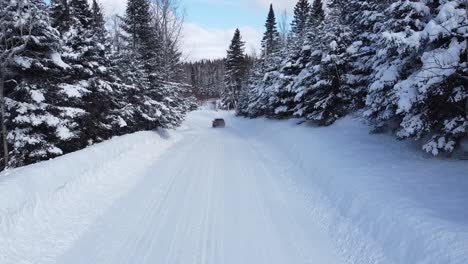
[184,0,266,31]
[83,0,296,60]
[180,0,295,60]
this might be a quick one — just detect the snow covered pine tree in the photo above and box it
[365,0,468,155]
[238,0,467,155]
[237,4,285,118]
[0,0,84,167]
[222,29,246,110]
[0,0,193,170]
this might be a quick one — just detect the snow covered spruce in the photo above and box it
[236,0,467,156]
[0,0,196,169]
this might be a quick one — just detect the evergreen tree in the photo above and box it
[278,0,324,117]
[309,0,325,26]
[119,0,192,128]
[297,0,361,125]
[91,0,105,32]
[251,0,326,119]
[122,0,153,52]
[183,59,225,100]
[366,0,468,155]
[0,0,193,170]
[261,4,280,57]
[0,0,84,167]
[343,0,388,115]
[291,0,311,37]
[69,0,93,29]
[50,0,72,33]
[239,0,467,155]
[365,0,434,132]
[190,65,198,92]
[122,0,162,77]
[237,62,264,117]
[222,29,246,109]
[61,0,101,72]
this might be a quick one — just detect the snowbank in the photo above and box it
[1,110,467,264]
[0,130,182,264]
[228,114,468,264]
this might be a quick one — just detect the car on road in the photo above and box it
[212,118,226,128]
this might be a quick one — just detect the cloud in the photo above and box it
[189,0,240,7]
[181,23,262,61]
[250,0,296,13]
[96,0,298,18]
[96,0,127,15]
[96,0,263,61]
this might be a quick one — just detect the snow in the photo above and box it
[427,0,467,41]
[47,146,64,155]
[59,82,90,98]
[0,130,182,264]
[13,56,32,69]
[382,30,422,49]
[30,90,45,103]
[50,52,70,69]
[418,38,463,88]
[116,116,127,128]
[1,110,468,264]
[57,107,86,118]
[56,126,75,140]
[13,113,60,127]
[274,105,289,114]
[423,136,456,156]
[369,63,399,92]
[395,38,463,115]
[346,41,363,54]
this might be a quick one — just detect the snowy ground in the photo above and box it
[1,110,467,264]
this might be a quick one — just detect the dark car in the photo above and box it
[212,118,226,128]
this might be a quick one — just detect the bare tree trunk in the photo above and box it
[151,0,185,81]
[0,69,8,168]
[466,0,468,68]
[278,9,289,45]
[466,97,468,119]
[465,1,467,119]
[112,15,121,53]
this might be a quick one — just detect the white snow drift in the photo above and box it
[0,130,182,263]
[1,110,467,264]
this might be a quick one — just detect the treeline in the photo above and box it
[220,29,255,109]
[237,0,467,156]
[0,0,195,169]
[182,59,225,100]
[183,51,255,108]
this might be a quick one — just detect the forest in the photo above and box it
[0,0,196,169]
[1,1,467,263]
[0,0,467,171]
[228,0,467,157]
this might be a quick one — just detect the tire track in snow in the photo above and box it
[227,120,343,264]
[127,138,198,263]
[56,134,203,264]
[139,134,205,264]
[55,111,344,264]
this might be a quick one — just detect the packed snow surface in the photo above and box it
[1,110,467,264]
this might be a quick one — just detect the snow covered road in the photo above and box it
[2,110,468,264]
[56,111,343,264]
